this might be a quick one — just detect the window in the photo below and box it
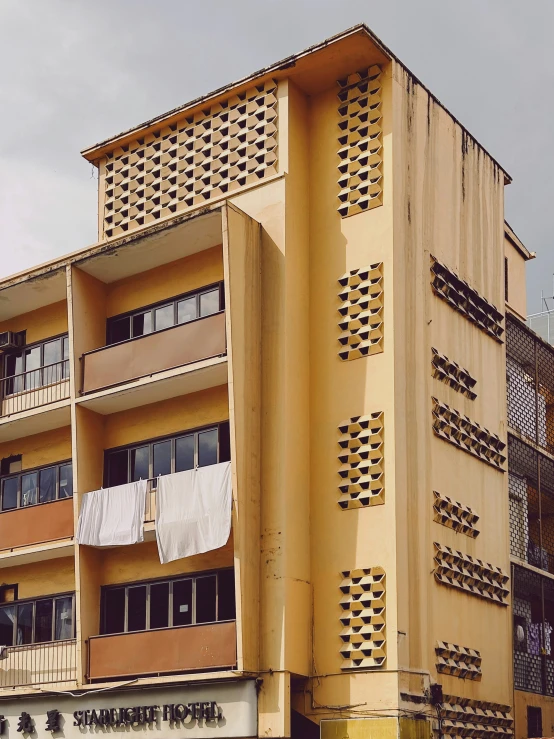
[0,594,75,646]
[106,283,224,346]
[527,706,542,738]
[101,569,235,635]
[3,335,69,394]
[104,422,230,488]
[1,461,73,512]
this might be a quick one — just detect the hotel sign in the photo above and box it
[0,682,256,739]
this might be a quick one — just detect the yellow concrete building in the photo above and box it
[0,23,537,739]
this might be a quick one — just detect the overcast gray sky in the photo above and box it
[0,0,551,314]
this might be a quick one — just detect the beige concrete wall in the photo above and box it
[0,426,71,470]
[105,245,223,317]
[505,236,528,321]
[0,301,68,344]
[103,385,228,451]
[391,61,510,706]
[0,557,75,600]
[514,689,554,739]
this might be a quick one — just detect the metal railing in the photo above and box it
[0,638,77,688]
[0,360,70,415]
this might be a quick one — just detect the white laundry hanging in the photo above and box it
[155,461,232,564]
[76,480,147,547]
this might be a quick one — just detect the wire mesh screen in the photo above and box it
[507,314,554,452]
[512,564,554,695]
[508,436,554,575]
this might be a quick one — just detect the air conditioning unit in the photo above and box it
[0,331,25,352]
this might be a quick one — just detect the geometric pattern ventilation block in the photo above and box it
[337,263,383,361]
[339,567,386,669]
[440,695,513,739]
[436,641,482,681]
[101,80,278,239]
[432,348,477,400]
[432,397,506,470]
[433,542,509,605]
[337,413,384,509]
[431,256,504,343]
[433,490,480,538]
[337,66,383,217]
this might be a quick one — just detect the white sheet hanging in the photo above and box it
[155,461,232,564]
[76,480,147,547]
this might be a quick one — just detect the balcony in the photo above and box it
[0,361,70,417]
[0,639,77,689]
[0,499,74,553]
[81,312,226,395]
[87,621,236,681]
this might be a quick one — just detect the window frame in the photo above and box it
[2,333,70,394]
[106,282,225,347]
[100,568,235,636]
[0,591,75,646]
[0,460,73,513]
[103,422,229,488]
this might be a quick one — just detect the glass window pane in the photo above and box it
[200,289,219,317]
[103,588,125,635]
[153,441,171,478]
[154,304,174,331]
[16,603,33,645]
[55,597,73,640]
[62,337,70,379]
[175,435,195,472]
[5,353,23,394]
[107,450,128,487]
[24,346,41,390]
[132,312,152,337]
[2,477,18,511]
[39,467,56,504]
[198,429,218,467]
[218,570,236,621]
[177,297,197,324]
[109,317,131,345]
[59,463,73,499]
[150,583,169,630]
[43,339,61,367]
[21,472,38,507]
[173,579,192,626]
[130,446,149,482]
[196,576,217,624]
[0,606,14,646]
[35,599,53,643]
[127,586,147,632]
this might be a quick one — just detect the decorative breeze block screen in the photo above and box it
[337,66,383,217]
[433,542,509,605]
[432,397,506,470]
[433,490,480,538]
[432,348,477,400]
[440,695,513,739]
[337,413,384,509]
[337,263,383,361]
[102,81,279,238]
[431,257,504,342]
[339,567,386,669]
[435,641,482,680]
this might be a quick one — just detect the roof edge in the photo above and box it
[505,220,534,261]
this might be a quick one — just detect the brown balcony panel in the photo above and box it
[82,312,226,394]
[88,621,237,680]
[0,498,73,550]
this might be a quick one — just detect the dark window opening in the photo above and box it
[101,569,235,635]
[527,706,542,738]
[1,461,73,512]
[2,335,69,395]
[0,593,74,646]
[104,422,229,487]
[106,282,224,346]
